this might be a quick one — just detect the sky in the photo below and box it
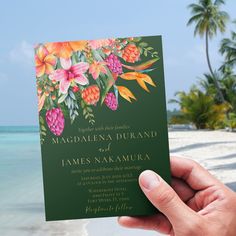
[0,0,235,125]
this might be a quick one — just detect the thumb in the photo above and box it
[139,170,198,225]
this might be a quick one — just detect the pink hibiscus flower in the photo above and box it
[49,58,89,94]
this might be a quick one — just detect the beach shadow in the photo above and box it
[170,141,236,153]
[2,224,68,235]
[209,162,236,171]
[226,182,236,192]
[206,153,236,161]
[4,202,44,214]
[3,221,88,235]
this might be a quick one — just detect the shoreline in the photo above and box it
[0,130,235,236]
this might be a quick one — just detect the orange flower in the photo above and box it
[89,61,107,80]
[35,45,57,77]
[45,40,87,59]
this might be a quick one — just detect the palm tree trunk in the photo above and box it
[205,29,225,103]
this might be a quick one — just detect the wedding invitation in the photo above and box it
[34,35,170,221]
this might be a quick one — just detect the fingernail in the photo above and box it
[139,170,160,190]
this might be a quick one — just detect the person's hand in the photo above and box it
[118,156,236,236]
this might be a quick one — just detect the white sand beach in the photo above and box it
[0,130,235,236]
[169,130,236,188]
[87,130,236,236]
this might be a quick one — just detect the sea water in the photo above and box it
[0,126,89,236]
[0,126,158,236]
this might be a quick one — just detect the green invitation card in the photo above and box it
[34,35,170,221]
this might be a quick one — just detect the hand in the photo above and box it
[118,156,236,236]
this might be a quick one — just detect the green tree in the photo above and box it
[187,0,229,102]
[198,72,218,97]
[219,21,236,125]
[169,87,229,129]
[199,72,236,112]
[220,20,236,71]
[221,74,236,113]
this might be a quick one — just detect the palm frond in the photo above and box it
[200,0,212,8]
[214,0,225,6]
[188,3,205,13]
[168,98,180,104]
[187,13,204,26]
[187,0,228,38]
[193,19,206,37]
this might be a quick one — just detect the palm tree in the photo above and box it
[220,20,236,71]
[169,87,229,129]
[199,72,236,111]
[198,72,217,96]
[187,0,229,102]
[221,74,236,113]
[199,72,224,103]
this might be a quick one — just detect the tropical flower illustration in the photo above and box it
[35,45,57,77]
[46,108,65,136]
[45,41,87,58]
[122,43,140,63]
[88,39,115,50]
[35,36,159,138]
[49,58,89,94]
[89,61,107,80]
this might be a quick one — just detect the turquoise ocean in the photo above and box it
[0,126,158,236]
